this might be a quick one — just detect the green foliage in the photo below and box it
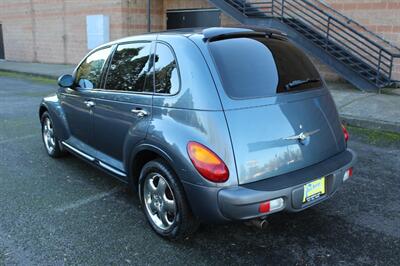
[348,125,400,147]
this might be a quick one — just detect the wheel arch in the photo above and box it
[39,95,70,141]
[39,104,48,120]
[127,143,178,191]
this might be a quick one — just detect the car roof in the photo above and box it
[123,27,246,37]
[114,27,285,42]
[152,27,252,37]
[95,27,286,52]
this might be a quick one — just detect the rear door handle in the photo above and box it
[131,108,149,118]
[84,100,95,108]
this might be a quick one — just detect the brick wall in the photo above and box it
[123,0,164,35]
[0,0,127,64]
[325,0,400,81]
[0,0,237,64]
[326,0,400,47]
[0,1,36,62]
[0,0,398,81]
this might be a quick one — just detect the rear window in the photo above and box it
[208,37,322,99]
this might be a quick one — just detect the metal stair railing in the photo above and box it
[223,0,400,88]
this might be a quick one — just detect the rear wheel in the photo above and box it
[140,159,199,240]
[41,111,65,158]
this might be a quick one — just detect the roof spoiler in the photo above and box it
[203,26,288,42]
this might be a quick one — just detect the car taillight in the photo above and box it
[342,124,349,142]
[187,142,229,183]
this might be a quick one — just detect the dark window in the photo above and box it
[209,37,322,99]
[75,47,112,89]
[105,42,152,92]
[153,43,180,94]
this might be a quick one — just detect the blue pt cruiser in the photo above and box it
[39,27,356,239]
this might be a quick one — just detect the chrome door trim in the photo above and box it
[61,141,95,161]
[84,100,96,108]
[98,161,127,177]
[131,109,149,117]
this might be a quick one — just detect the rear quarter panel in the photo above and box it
[145,108,238,187]
[142,35,239,188]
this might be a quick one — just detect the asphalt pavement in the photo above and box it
[0,76,399,265]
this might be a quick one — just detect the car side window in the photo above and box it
[75,47,112,89]
[153,43,180,95]
[105,42,152,92]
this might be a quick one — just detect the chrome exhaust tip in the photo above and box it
[245,218,268,230]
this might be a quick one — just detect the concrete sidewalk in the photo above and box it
[328,83,400,133]
[1,60,399,133]
[0,60,75,78]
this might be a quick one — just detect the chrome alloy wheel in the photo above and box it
[42,117,56,154]
[143,173,177,231]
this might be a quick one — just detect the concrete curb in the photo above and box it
[340,115,400,134]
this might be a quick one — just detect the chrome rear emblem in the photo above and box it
[283,129,320,142]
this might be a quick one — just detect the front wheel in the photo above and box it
[41,111,65,158]
[140,159,199,240]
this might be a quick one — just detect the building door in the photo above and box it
[167,9,221,29]
[0,24,5,59]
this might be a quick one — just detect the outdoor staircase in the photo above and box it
[208,0,400,91]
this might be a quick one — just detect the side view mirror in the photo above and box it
[57,74,74,88]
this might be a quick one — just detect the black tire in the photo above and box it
[139,159,199,240]
[40,111,66,158]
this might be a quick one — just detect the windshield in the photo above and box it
[208,36,323,99]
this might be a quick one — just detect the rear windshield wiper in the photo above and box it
[285,78,320,90]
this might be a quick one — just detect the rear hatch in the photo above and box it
[208,34,346,184]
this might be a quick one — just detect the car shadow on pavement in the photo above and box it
[172,207,397,264]
[52,150,398,265]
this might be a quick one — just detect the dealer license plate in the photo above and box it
[303,177,326,203]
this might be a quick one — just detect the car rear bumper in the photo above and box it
[183,148,356,223]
